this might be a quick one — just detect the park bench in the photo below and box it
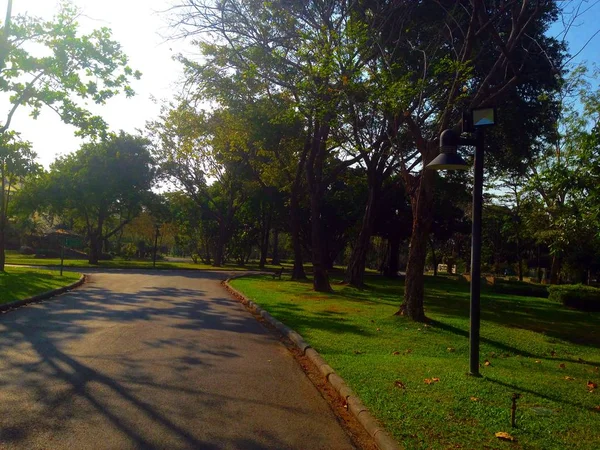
[272,267,284,280]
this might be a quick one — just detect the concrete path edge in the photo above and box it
[0,274,86,312]
[223,274,401,450]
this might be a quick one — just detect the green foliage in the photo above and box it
[548,284,600,311]
[0,1,141,137]
[38,132,155,263]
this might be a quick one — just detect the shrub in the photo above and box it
[548,284,600,311]
[19,246,35,255]
[492,281,549,298]
[34,249,60,258]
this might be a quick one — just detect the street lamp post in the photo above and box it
[427,107,495,377]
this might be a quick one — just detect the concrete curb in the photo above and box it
[0,274,86,313]
[223,275,401,450]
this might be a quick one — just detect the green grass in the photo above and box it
[231,274,600,449]
[0,266,81,304]
[5,251,284,271]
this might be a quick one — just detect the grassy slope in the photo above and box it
[231,275,600,449]
[0,267,81,304]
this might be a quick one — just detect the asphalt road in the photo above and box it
[0,270,355,449]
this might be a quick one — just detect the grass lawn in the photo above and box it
[231,274,600,449]
[0,266,81,304]
[5,251,284,271]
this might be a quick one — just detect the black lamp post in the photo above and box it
[427,107,496,377]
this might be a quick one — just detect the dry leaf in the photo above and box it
[535,360,541,364]
[353,350,363,354]
[551,351,557,357]
[564,376,575,381]
[495,432,516,441]
[391,351,400,356]
[593,406,600,412]
[394,380,406,389]
[484,360,491,366]
[424,378,433,385]
[447,347,455,352]
[470,397,479,401]
[405,349,413,354]
[376,327,381,332]
[559,363,566,369]
[587,381,598,389]
[432,377,440,382]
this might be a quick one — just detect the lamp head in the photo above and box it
[426,129,470,171]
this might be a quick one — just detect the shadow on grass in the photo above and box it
[421,276,600,349]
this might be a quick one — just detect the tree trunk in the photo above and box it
[384,236,400,278]
[259,204,271,270]
[305,120,331,291]
[344,182,379,287]
[290,186,307,280]
[0,226,5,272]
[550,253,561,285]
[213,223,227,267]
[308,190,331,291]
[430,237,437,277]
[398,167,435,322]
[516,235,523,282]
[271,229,280,265]
[0,167,6,271]
[89,234,100,265]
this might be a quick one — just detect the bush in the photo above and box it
[34,249,60,258]
[19,246,35,255]
[492,281,549,298]
[548,284,600,312]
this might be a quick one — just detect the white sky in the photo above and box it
[1,0,189,167]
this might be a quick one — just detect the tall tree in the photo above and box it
[41,132,155,264]
[358,0,564,320]
[0,132,38,270]
[170,0,365,290]
[0,1,142,267]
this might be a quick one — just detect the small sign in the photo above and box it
[472,107,496,127]
[64,237,83,248]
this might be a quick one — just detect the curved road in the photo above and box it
[0,270,355,449]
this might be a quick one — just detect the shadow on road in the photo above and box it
[0,270,306,449]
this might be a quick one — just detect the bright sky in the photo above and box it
[1,1,599,168]
[1,0,189,167]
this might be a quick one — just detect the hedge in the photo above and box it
[548,284,600,311]
[492,281,549,298]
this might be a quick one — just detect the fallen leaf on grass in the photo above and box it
[564,376,575,381]
[559,363,566,369]
[405,349,413,354]
[551,351,557,357]
[353,350,363,355]
[432,377,440,382]
[394,380,406,389]
[495,432,516,441]
[587,381,598,389]
[593,406,600,412]
[391,351,400,356]
[535,360,542,364]
[447,347,455,352]
[376,327,381,332]
[484,360,491,367]
[424,378,433,385]
[470,397,479,401]
[424,378,440,385]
